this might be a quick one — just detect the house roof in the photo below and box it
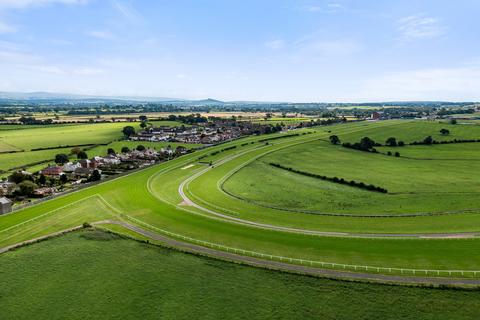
[0,197,12,204]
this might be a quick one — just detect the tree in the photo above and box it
[18,180,38,196]
[423,136,434,145]
[122,126,136,138]
[140,121,147,129]
[329,135,340,145]
[77,151,88,159]
[9,172,29,184]
[394,152,400,157]
[107,148,116,155]
[71,147,81,155]
[55,153,69,165]
[136,145,146,151]
[38,174,46,186]
[90,170,101,181]
[359,137,376,150]
[385,137,397,147]
[450,119,457,125]
[398,141,405,147]
[440,128,450,135]
[60,174,68,184]
[121,146,130,153]
[139,115,148,122]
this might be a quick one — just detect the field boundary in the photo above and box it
[106,216,480,280]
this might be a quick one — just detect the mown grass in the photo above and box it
[2,121,480,274]
[222,122,480,215]
[1,230,480,320]
[340,120,480,144]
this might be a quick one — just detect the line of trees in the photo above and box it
[269,163,388,193]
[410,136,480,145]
[342,137,381,153]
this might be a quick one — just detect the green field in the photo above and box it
[222,139,480,215]
[1,120,480,281]
[0,121,192,173]
[1,229,479,320]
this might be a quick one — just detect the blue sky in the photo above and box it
[0,0,479,102]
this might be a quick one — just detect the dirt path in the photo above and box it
[175,144,480,239]
[96,220,480,286]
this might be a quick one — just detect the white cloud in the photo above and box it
[265,39,285,50]
[298,2,345,13]
[35,65,65,74]
[359,66,480,101]
[397,14,446,41]
[110,0,143,24]
[87,30,114,39]
[0,21,16,33]
[0,0,87,10]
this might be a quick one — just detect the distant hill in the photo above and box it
[0,91,475,108]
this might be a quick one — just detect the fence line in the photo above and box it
[123,215,480,278]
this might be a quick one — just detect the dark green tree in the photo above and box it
[55,153,69,165]
[440,128,450,135]
[329,135,340,145]
[359,137,376,150]
[91,170,101,181]
[77,151,88,159]
[38,174,46,186]
[60,174,68,184]
[385,137,397,147]
[18,180,38,196]
[423,136,434,145]
[121,146,130,153]
[122,126,136,138]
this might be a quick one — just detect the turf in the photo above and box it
[2,120,480,275]
[221,121,480,215]
[1,229,480,320]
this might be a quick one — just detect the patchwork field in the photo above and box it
[2,229,479,320]
[0,121,193,173]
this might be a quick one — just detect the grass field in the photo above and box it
[0,121,192,173]
[1,120,480,279]
[222,139,480,215]
[1,229,479,320]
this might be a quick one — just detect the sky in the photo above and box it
[0,0,479,102]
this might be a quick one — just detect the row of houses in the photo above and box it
[132,120,281,145]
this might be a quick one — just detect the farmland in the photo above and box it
[0,121,191,173]
[2,229,480,320]
[0,119,479,279]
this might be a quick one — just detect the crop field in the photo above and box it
[0,121,191,173]
[2,229,480,320]
[2,120,480,285]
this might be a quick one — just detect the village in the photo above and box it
[0,144,189,214]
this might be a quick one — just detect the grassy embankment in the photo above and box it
[1,229,480,320]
